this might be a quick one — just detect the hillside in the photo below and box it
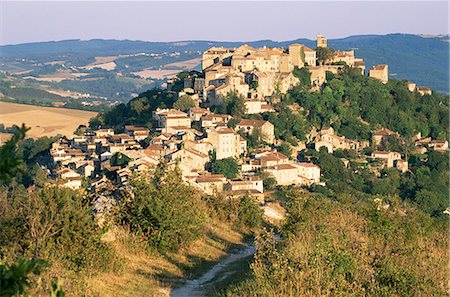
[1,34,448,93]
[1,61,448,296]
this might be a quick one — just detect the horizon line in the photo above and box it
[1,32,449,47]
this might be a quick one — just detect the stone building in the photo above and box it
[371,151,401,168]
[236,119,275,144]
[153,108,192,131]
[317,34,327,48]
[207,127,247,159]
[416,86,432,96]
[369,64,389,83]
[372,128,398,146]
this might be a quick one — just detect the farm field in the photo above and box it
[0,101,97,138]
[163,57,202,69]
[131,69,181,79]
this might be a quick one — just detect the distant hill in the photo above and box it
[1,34,448,93]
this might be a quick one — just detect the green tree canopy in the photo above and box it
[316,47,335,65]
[120,162,205,252]
[173,95,196,112]
[211,157,240,179]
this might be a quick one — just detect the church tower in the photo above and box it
[317,34,327,48]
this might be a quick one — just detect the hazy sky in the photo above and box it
[1,1,448,45]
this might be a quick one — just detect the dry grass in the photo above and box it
[78,56,118,71]
[80,62,117,71]
[163,57,202,69]
[0,101,97,138]
[86,222,245,297]
[131,69,181,79]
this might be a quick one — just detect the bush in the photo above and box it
[236,195,263,228]
[222,194,448,296]
[0,259,48,297]
[120,162,205,253]
[0,187,112,272]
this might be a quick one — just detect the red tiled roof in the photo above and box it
[373,128,397,136]
[297,162,319,168]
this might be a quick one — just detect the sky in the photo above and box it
[0,1,448,45]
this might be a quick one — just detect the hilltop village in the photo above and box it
[49,35,445,202]
[2,32,449,297]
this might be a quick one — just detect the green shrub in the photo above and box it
[120,162,205,253]
[211,158,239,179]
[236,195,263,228]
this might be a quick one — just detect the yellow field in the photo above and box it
[131,69,181,79]
[164,57,202,69]
[0,102,97,138]
[81,61,117,71]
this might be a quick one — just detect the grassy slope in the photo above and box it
[86,221,249,296]
[220,194,448,296]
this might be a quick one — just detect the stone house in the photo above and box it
[95,128,115,137]
[406,82,417,92]
[244,99,275,114]
[372,128,398,146]
[224,178,263,194]
[153,108,191,130]
[329,50,355,67]
[306,66,326,88]
[254,151,290,168]
[369,64,389,83]
[168,147,209,176]
[192,174,227,195]
[297,162,321,184]
[201,113,231,130]
[428,140,448,151]
[236,119,275,144]
[207,127,247,159]
[315,126,366,152]
[371,151,402,168]
[416,86,432,96]
[124,125,149,141]
[188,107,211,122]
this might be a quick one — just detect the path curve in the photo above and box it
[170,243,256,297]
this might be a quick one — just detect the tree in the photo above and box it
[222,91,246,118]
[258,171,277,191]
[130,97,149,115]
[380,135,404,153]
[1,186,112,272]
[236,195,263,228]
[173,95,196,112]
[249,81,259,90]
[0,124,29,183]
[293,67,311,87]
[276,142,292,159]
[316,47,335,65]
[0,259,48,297]
[110,152,131,167]
[243,128,262,149]
[120,162,205,252]
[211,158,239,179]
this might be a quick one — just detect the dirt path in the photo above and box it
[170,204,284,296]
[170,243,256,297]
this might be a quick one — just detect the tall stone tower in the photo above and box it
[288,44,305,68]
[317,34,327,48]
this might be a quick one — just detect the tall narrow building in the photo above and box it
[317,34,327,48]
